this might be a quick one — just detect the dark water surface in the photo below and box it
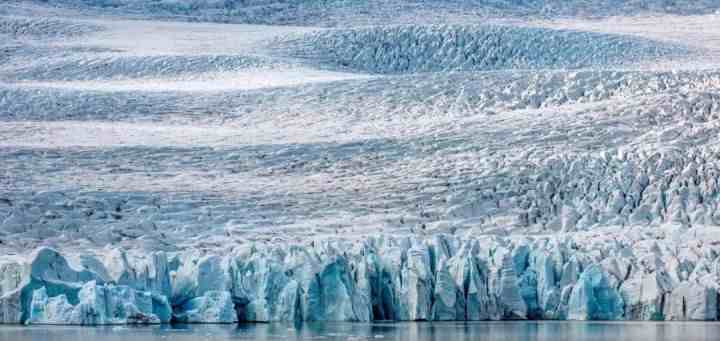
[2,321,720,341]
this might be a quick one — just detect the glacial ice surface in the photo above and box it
[13,0,720,26]
[3,0,720,325]
[278,25,688,74]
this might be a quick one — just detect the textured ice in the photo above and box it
[5,54,285,81]
[4,0,720,325]
[0,16,102,38]
[14,0,720,26]
[567,265,624,320]
[27,281,171,324]
[2,231,720,324]
[279,25,688,74]
[175,290,237,323]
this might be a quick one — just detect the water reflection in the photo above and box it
[1,321,719,341]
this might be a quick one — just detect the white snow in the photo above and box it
[8,68,372,92]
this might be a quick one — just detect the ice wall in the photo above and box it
[2,230,720,324]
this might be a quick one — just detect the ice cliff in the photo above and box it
[3,230,720,324]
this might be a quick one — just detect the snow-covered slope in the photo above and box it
[3,0,720,325]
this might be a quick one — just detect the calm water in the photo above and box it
[2,321,720,341]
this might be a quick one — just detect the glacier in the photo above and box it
[3,0,720,326]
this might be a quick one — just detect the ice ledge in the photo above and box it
[2,228,720,324]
